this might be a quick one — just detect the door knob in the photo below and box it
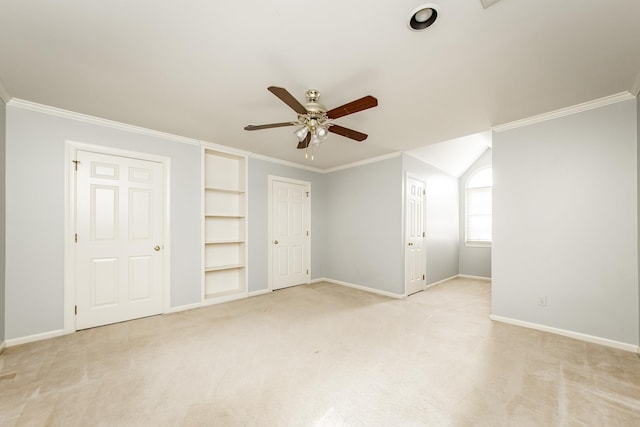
[154,245,161,251]
[274,240,279,245]
[408,242,413,246]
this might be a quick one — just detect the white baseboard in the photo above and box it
[0,340,5,354]
[458,274,491,281]
[426,275,459,289]
[490,315,640,354]
[248,289,271,298]
[312,277,405,299]
[6,329,65,348]
[170,301,204,313]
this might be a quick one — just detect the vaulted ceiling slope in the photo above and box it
[1,1,639,169]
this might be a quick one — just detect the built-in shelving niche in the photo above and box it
[202,148,247,302]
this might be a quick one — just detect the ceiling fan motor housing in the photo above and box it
[303,89,327,114]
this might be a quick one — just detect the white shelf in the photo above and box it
[205,186,245,194]
[203,148,247,301]
[205,264,245,272]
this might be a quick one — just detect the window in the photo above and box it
[466,167,492,245]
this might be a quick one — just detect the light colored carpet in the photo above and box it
[1,278,639,426]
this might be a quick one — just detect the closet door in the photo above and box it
[270,177,310,290]
[75,150,164,329]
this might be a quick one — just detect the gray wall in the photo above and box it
[493,99,639,346]
[247,157,326,293]
[324,156,404,295]
[458,149,492,278]
[5,106,202,340]
[403,154,459,285]
[3,103,465,340]
[0,99,5,344]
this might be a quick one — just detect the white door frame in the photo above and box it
[404,173,427,296]
[64,141,171,334]
[267,175,311,291]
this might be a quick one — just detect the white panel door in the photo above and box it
[271,179,310,290]
[405,176,426,295]
[75,150,164,329]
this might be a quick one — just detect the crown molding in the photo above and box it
[199,139,251,157]
[322,152,402,173]
[7,98,406,174]
[250,151,403,174]
[0,78,11,103]
[492,92,635,133]
[249,152,325,173]
[7,98,200,146]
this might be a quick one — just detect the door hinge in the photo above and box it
[423,189,425,195]
[307,269,309,275]
[74,305,78,315]
[422,232,425,238]
[306,230,309,236]
[422,274,425,280]
[72,160,80,171]
[305,191,309,198]
[75,233,78,243]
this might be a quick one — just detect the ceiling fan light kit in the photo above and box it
[245,86,378,160]
[409,4,439,31]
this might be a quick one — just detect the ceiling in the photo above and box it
[0,0,639,170]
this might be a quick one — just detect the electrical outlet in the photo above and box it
[537,296,547,307]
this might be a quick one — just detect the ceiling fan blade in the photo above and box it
[244,122,298,131]
[268,86,308,115]
[297,133,311,149]
[328,125,368,142]
[326,95,378,119]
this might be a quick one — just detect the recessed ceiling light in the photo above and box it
[409,4,439,31]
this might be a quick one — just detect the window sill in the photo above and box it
[465,241,492,248]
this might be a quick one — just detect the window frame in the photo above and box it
[465,166,492,247]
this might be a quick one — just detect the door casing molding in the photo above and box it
[267,175,311,291]
[64,141,172,334]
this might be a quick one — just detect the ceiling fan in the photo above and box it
[244,86,378,158]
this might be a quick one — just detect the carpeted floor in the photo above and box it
[1,277,639,426]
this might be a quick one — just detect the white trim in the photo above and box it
[426,275,459,289]
[8,98,200,146]
[0,78,10,103]
[268,176,311,291]
[631,72,640,96]
[6,330,65,347]
[250,151,404,174]
[490,315,639,353]
[200,147,249,303]
[458,274,492,281]
[0,341,5,354]
[63,142,75,334]
[6,98,412,175]
[465,241,492,248]
[64,141,172,334]
[248,289,272,298]
[201,292,248,307]
[170,301,204,313]
[200,140,251,157]
[322,152,402,174]
[312,277,405,299]
[249,153,325,173]
[492,92,635,132]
